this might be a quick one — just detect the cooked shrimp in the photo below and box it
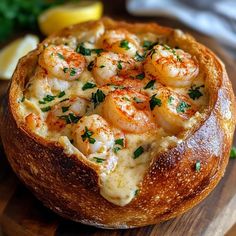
[92,52,144,88]
[151,87,197,134]
[102,89,155,134]
[144,44,199,87]
[39,45,86,80]
[27,67,70,99]
[100,29,141,57]
[25,113,42,130]
[46,97,88,131]
[72,114,115,155]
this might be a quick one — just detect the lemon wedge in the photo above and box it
[0,35,39,80]
[38,1,103,36]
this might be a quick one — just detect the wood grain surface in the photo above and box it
[0,1,236,235]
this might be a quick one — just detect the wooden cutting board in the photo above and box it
[0,23,236,236]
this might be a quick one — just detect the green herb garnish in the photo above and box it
[20,96,25,102]
[115,138,124,147]
[41,106,51,112]
[117,60,122,70]
[92,48,104,55]
[133,97,143,103]
[123,97,130,101]
[63,67,69,73]
[62,106,70,113]
[0,0,67,42]
[176,101,191,113]
[81,126,96,144]
[149,94,162,110]
[163,44,182,62]
[82,82,96,91]
[134,51,145,62]
[39,94,56,104]
[120,40,130,50]
[91,89,106,108]
[58,91,65,98]
[143,41,158,50]
[76,44,91,56]
[113,138,124,153]
[168,96,174,105]
[59,113,81,124]
[136,72,145,80]
[57,53,64,60]
[230,147,236,159]
[195,160,201,172]
[93,157,105,163]
[144,80,155,89]
[100,65,105,68]
[133,146,144,159]
[70,68,77,77]
[76,43,104,56]
[113,146,121,153]
[188,85,204,100]
[134,189,139,196]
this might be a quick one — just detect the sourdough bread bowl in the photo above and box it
[0,18,235,228]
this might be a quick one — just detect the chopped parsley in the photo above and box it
[61,106,70,113]
[134,189,139,196]
[113,146,121,153]
[115,138,124,147]
[123,97,130,101]
[93,157,105,163]
[133,97,143,103]
[144,80,155,89]
[195,160,201,172]
[76,43,104,56]
[113,138,124,153]
[41,106,51,112]
[117,60,122,70]
[70,68,77,77]
[143,41,158,50]
[81,126,96,144]
[120,40,130,50]
[87,61,94,71]
[59,98,70,103]
[168,96,174,105]
[133,146,144,159]
[163,44,182,62]
[39,94,56,104]
[92,48,104,55]
[136,72,145,80]
[230,147,236,159]
[188,85,204,100]
[58,91,65,98]
[59,113,81,124]
[57,53,64,60]
[149,94,162,110]
[82,82,96,91]
[100,65,105,68]
[91,89,106,108]
[76,44,91,56]
[20,96,25,102]
[134,51,145,62]
[63,67,69,73]
[176,101,191,113]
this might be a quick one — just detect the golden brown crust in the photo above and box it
[1,18,235,228]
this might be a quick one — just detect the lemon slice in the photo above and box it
[38,1,103,36]
[0,35,39,80]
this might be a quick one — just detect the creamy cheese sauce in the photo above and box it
[20,22,208,206]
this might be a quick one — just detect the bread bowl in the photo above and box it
[0,18,235,228]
